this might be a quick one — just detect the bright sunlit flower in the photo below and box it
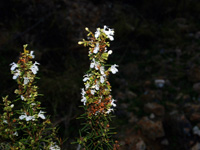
[30,51,35,58]
[103,25,114,41]
[108,50,112,55]
[110,64,118,74]
[38,110,45,119]
[93,43,99,54]
[49,142,60,150]
[30,61,40,74]
[95,28,100,39]
[13,69,20,80]
[10,62,18,71]
[23,77,29,85]
[19,112,35,121]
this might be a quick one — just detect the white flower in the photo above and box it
[13,69,20,80]
[111,99,116,107]
[49,143,60,150]
[95,82,100,90]
[103,25,114,41]
[95,28,101,39]
[30,61,40,74]
[21,95,25,101]
[38,110,45,119]
[23,77,29,85]
[110,64,118,74]
[90,59,99,70]
[19,113,35,121]
[85,83,90,89]
[108,50,112,55]
[3,120,7,124]
[106,108,114,114]
[10,104,14,108]
[100,76,105,83]
[83,74,90,82]
[91,89,96,95]
[10,62,18,71]
[13,131,18,136]
[81,96,87,105]
[81,88,87,105]
[30,51,35,58]
[93,43,99,54]
[100,66,105,75]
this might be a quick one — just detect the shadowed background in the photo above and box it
[1,0,200,149]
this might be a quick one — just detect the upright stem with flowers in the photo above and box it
[78,26,120,150]
[0,45,60,149]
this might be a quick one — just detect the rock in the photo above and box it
[161,139,169,145]
[125,90,137,99]
[136,139,146,150]
[154,79,165,88]
[193,83,200,94]
[190,113,200,122]
[193,126,200,136]
[138,117,165,140]
[149,113,155,119]
[144,102,165,116]
[190,142,200,150]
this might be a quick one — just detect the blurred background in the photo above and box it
[1,0,200,149]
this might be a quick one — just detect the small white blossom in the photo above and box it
[13,131,18,136]
[21,95,25,101]
[19,113,35,121]
[3,120,7,124]
[81,88,87,105]
[106,108,114,114]
[13,69,20,80]
[30,51,35,58]
[10,62,18,71]
[95,82,100,90]
[100,76,105,83]
[100,66,105,75]
[10,104,14,108]
[103,25,114,41]
[110,64,118,74]
[30,61,40,74]
[90,59,99,70]
[49,143,60,150]
[85,83,90,89]
[83,74,90,82]
[108,50,112,55]
[93,43,99,54]
[38,110,45,119]
[91,89,96,95]
[23,77,29,85]
[111,99,116,107]
[95,28,101,39]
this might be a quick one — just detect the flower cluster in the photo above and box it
[0,45,61,149]
[77,26,120,150]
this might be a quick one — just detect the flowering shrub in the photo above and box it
[77,26,120,150]
[0,45,61,149]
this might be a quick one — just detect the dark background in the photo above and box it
[1,0,200,149]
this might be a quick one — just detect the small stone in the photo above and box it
[136,139,146,150]
[138,117,165,140]
[144,102,165,116]
[161,139,169,145]
[150,113,155,119]
[193,83,200,94]
[190,113,200,122]
[190,142,200,150]
[155,79,165,88]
